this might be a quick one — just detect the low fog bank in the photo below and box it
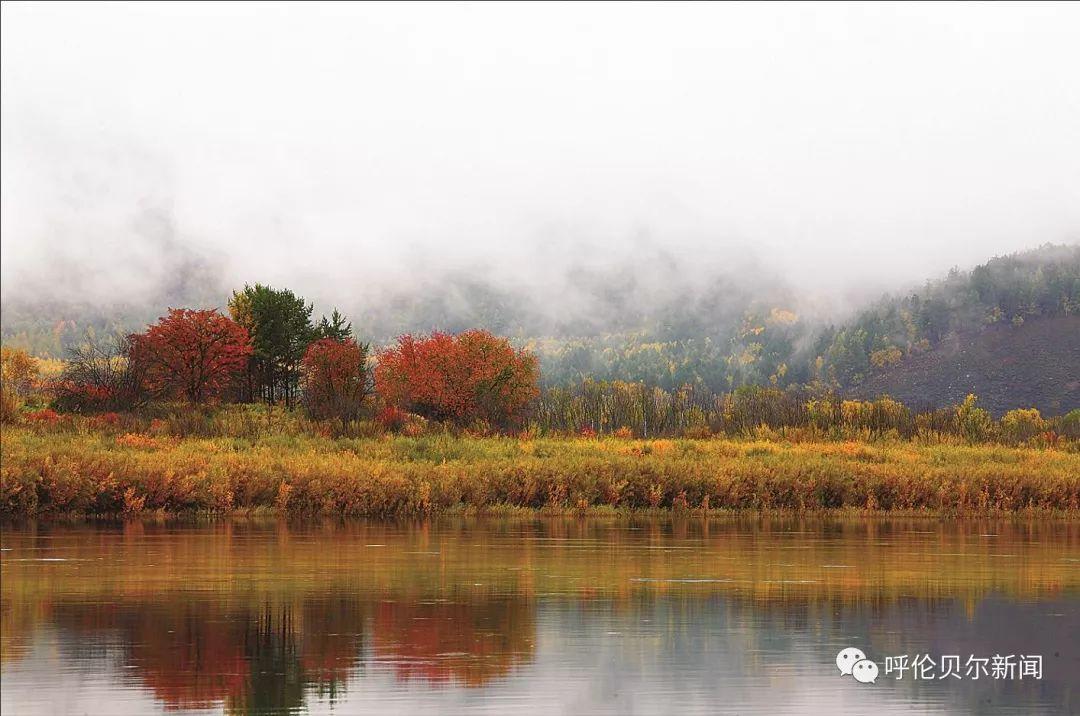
[0,198,928,344]
[1,189,1075,350]
[3,3,1080,357]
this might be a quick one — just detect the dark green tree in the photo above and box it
[316,309,353,341]
[228,284,317,406]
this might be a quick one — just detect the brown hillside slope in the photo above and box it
[850,316,1080,417]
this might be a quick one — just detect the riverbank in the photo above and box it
[2,427,1078,517]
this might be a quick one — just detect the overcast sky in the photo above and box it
[2,2,1079,310]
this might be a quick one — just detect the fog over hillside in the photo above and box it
[3,3,1079,334]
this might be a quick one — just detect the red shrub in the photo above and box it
[26,408,62,425]
[375,330,538,428]
[50,380,115,411]
[377,405,406,432]
[88,412,122,430]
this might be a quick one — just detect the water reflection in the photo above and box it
[373,596,534,687]
[1,517,1077,714]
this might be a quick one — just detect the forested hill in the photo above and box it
[818,244,1080,413]
[848,316,1079,417]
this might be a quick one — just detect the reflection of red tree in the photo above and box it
[135,629,250,711]
[55,602,249,710]
[24,592,537,704]
[300,597,366,686]
[48,598,368,712]
[372,596,534,687]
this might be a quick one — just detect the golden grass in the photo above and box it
[2,425,1077,516]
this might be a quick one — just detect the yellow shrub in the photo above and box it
[1,347,40,423]
[1000,408,1047,445]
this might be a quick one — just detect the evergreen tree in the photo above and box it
[228,284,317,406]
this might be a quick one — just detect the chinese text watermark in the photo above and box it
[837,649,1042,685]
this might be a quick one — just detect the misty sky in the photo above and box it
[2,3,1079,312]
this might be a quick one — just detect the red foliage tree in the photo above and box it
[375,330,539,427]
[300,338,371,423]
[129,309,253,404]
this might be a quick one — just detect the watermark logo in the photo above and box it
[837,648,1042,684]
[853,659,879,684]
[836,647,866,676]
[836,648,877,684]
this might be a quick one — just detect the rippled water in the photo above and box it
[1,517,1077,715]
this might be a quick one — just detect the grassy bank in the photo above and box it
[2,425,1078,517]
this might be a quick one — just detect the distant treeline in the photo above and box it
[533,381,1078,444]
[3,245,1076,398]
[538,244,1080,391]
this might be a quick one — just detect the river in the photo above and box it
[1,517,1077,714]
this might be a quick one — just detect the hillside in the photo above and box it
[850,315,1080,416]
[817,244,1080,386]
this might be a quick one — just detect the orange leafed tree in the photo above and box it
[375,330,539,427]
[301,338,371,423]
[129,309,253,404]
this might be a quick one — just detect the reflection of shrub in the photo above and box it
[372,598,534,687]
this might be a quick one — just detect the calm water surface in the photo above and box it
[1,517,1077,715]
